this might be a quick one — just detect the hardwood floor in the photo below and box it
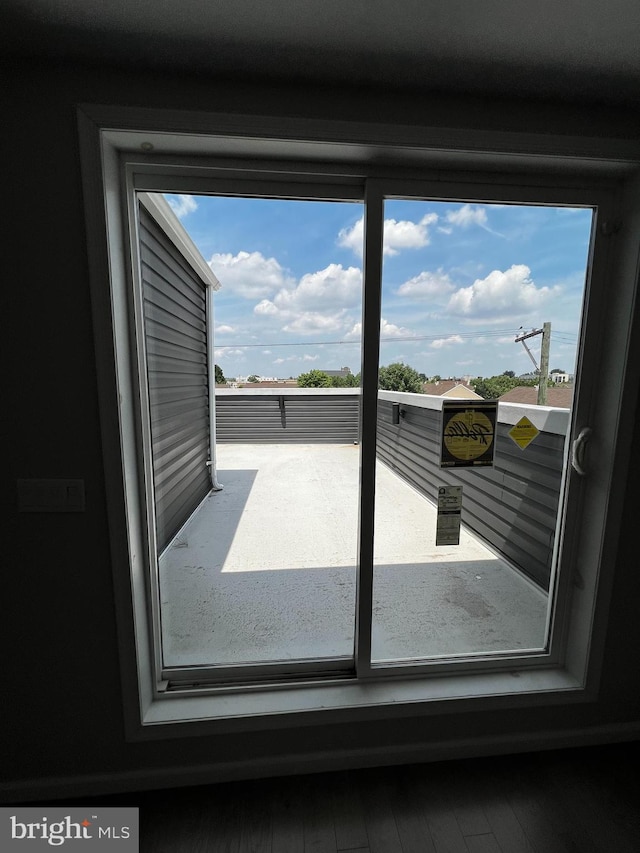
[48,742,640,852]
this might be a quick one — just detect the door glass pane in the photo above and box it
[372,198,593,662]
[144,194,364,670]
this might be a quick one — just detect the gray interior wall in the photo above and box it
[376,399,564,590]
[5,62,640,800]
[139,205,211,551]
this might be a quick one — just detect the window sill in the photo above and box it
[134,666,587,740]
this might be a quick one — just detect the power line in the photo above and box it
[215,328,531,349]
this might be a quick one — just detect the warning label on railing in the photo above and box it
[508,415,540,450]
[436,485,462,546]
[440,400,497,468]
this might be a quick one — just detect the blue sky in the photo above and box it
[164,193,593,382]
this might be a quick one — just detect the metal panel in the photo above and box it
[376,399,564,590]
[216,393,360,443]
[140,206,211,552]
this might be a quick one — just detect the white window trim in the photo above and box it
[77,103,640,741]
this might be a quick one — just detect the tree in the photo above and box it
[214,364,226,384]
[378,363,423,393]
[471,374,520,399]
[297,369,332,387]
[328,372,361,387]
[247,374,259,383]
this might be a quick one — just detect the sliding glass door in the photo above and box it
[127,168,611,687]
[368,195,593,665]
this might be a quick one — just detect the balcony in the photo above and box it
[158,389,566,670]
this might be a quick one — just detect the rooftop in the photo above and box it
[499,385,574,407]
[421,380,482,399]
[159,443,548,669]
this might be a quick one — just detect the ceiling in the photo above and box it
[3,0,640,107]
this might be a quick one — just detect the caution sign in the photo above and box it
[508,415,540,450]
[436,485,462,546]
[440,400,497,468]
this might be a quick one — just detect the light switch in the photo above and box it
[17,479,85,512]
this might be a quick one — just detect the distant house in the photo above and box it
[236,380,298,388]
[320,367,352,378]
[549,371,573,384]
[422,380,483,399]
[499,385,574,407]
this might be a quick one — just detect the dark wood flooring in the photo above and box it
[46,741,640,852]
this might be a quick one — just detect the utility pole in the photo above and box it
[538,322,551,405]
[515,322,551,405]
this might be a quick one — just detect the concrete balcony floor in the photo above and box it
[159,443,548,668]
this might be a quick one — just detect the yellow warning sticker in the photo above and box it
[508,416,540,450]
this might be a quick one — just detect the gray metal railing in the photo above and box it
[216,388,360,443]
[376,391,569,590]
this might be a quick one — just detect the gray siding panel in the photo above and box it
[376,399,564,590]
[216,394,360,443]
[140,206,211,552]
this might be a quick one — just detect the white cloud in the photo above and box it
[254,299,279,316]
[273,264,361,312]
[273,354,319,364]
[214,347,245,359]
[430,334,464,349]
[345,317,415,341]
[208,251,293,299]
[283,310,349,335]
[383,214,438,255]
[445,204,504,237]
[380,318,415,338]
[251,264,361,337]
[397,269,455,299]
[338,214,438,257]
[165,194,197,218]
[337,218,364,255]
[446,204,488,228]
[215,324,236,334]
[344,322,362,340]
[446,264,558,324]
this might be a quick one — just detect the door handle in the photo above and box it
[571,426,592,476]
